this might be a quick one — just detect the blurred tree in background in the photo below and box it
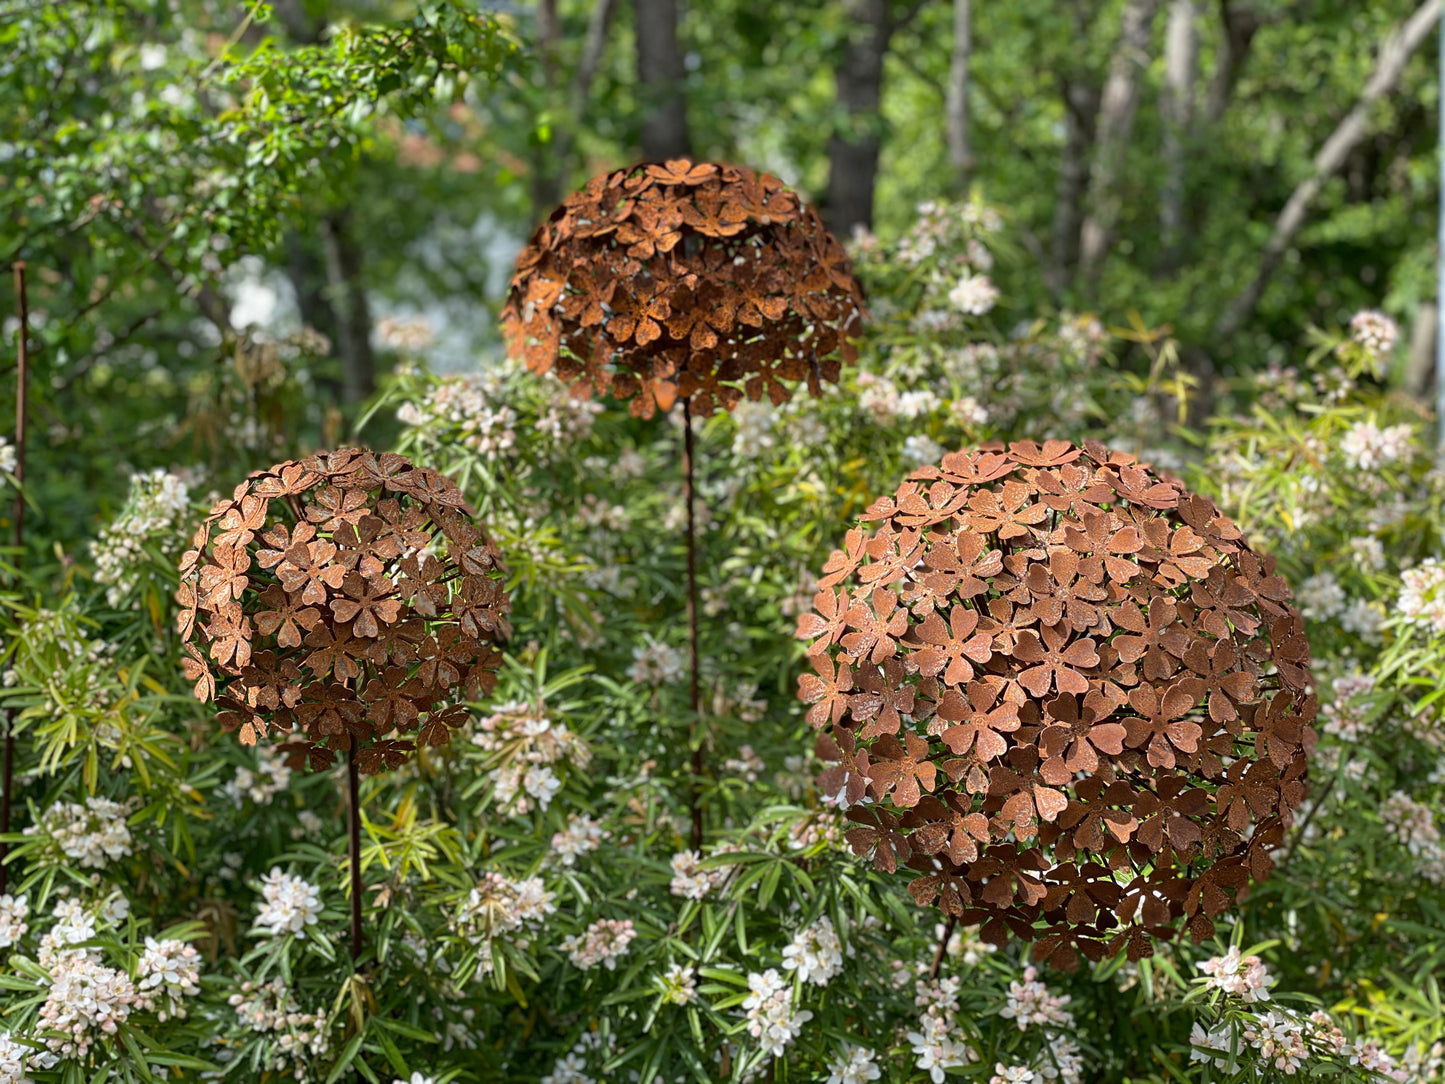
[1,0,1440,544]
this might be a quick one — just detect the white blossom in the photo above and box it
[781,915,844,986]
[254,869,323,938]
[561,919,635,971]
[1197,946,1272,1001]
[825,1044,881,1084]
[948,273,999,315]
[742,968,813,1058]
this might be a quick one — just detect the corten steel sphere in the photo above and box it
[795,440,1316,966]
[178,449,511,774]
[501,158,867,419]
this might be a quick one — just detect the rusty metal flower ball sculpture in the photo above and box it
[504,158,866,851]
[179,448,511,774]
[796,440,1316,967]
[501,158,866,419]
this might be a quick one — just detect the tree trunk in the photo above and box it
[1078,0,1162,285]
[825,0,892,237]
[1202,0,1262,129]
[1158,0,1198,270]
[531,0,621,213]
[1214,0,1445,341]
[945,0,974,188]
[1047,78,1099,297]
[634,0,691,159]
[321,208,376,405]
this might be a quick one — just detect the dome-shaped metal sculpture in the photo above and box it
[797,440,1315,966]
[179,448,511,774]
[502,158,866,418]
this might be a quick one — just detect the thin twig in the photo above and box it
[930,913,958,980]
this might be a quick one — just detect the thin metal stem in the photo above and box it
[0,262,29,896]
[930,913,958,980]
[682,399,704,852]
[347,745,363,962]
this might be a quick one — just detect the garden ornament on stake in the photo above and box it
[179,448,511,959]
[503,158,866,849]
[0,261,30,897]
[797,440,1316,967]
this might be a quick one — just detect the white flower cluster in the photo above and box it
[948,272,999,315]
[939,921,996,967]
[0,1031,39,1084]
[222,743,292,806]
[742,968,813,1059]
[254,868,323,938]
[1000,966,1075,1029]
[1399,558,1445,635]
[826,1044,881,1084]
[397,363,600,460]
[454,872,555,976]
[0,436,15,477]
[1295,571,1346,622]
[907,971,977,1082]
[561,918,635,971]
[1245,1011,1308,1075]
[576,493,631,532]
[781,915,844,986]
[1349,534,1386,572]
[669,849,730,900]
[655,963,698,1006]
[1345,309,1399,370]
[375,315,435,353]
[37,898,102,970]
[455,872,555,943]
[37,953,137,1059]
[0,894,27,948]
[732,400,778,460]
[1319,671,1375,742]
[1339,420,1413,472]
[229,978,332,1079]
[626,636,684,686]
[472,699,590,815]
[135,937,202,1021]
[855,372,941,427]
[908,1013,976,1083]
[1197,946,1272,1001]
[540,1030,610,1084]
[989,966,1083,1083]
[903,433,945,466]
[1381,791,1445,882]
[550,813,607,867]
[1194,1007,1407,1078]
[26,796,133,869]
[89,469,191,605]
[950,395,989,426]
[723,742,766,781]
[398,372,517,460]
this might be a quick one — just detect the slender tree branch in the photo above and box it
[945,0,974,188]
[1214,0,1445,341]
[1078,0,1164,285]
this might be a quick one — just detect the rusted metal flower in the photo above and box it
[501,158,867,418]
[179,449,511,774]
[796,440,1316,966]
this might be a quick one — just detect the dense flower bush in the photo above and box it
[0,198,1440,1083]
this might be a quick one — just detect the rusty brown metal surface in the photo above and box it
[797,440,1316,966]
[502,158,866,417]
[179,449,511,774]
